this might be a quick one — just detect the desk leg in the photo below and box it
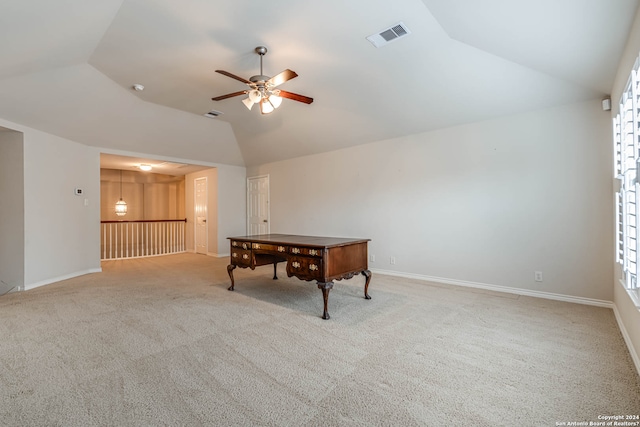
[227,264,236,291]
[317,282,334,320]
[273,262,278,280]
[362,269,372,299]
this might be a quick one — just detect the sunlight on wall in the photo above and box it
[100,169,185,221]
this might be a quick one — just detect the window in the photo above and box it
[615,54,640,296]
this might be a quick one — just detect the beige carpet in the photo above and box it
[0,253,638,426]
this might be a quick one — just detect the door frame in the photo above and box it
[247,175,270,234]
[194,176,208,254]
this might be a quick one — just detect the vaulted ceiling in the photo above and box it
[1,0,637,168]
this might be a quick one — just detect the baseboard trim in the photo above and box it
[188,250,229,258]
[373,268,639,376]
[24,268,102,291]
[369,268,614,308]
[207,252,229,258]
[612,304,640,376]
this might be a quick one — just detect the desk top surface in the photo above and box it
[228,234,370,248]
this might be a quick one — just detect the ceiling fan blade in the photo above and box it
[212,90,247,101]
[215,70,252,85]
[277,90,314,104]
[267,69,298,87]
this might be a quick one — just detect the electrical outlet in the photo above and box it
[534,271,543,282]
[390,256,396,265]
[369,254,375,263]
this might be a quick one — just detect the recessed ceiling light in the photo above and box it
[133,84,145,91]
[139,164,152,171]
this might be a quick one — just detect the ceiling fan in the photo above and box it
[212,46,313,115]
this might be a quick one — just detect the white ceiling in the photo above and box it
[100,153,211,176]
[0,0,637,169]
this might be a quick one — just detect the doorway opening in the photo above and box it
[99,153,217,259]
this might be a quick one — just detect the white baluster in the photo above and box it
[115,223,119,258]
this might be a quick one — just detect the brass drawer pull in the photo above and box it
[309,249,319,256]
[242,243,248,250]
[292,261,301,268]
[291,247,301,254]
[278,246,286,252]
[242,254,249,260]
[309,264,318,271]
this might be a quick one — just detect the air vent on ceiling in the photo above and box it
[366,22,411,48]
[204,110,224,118]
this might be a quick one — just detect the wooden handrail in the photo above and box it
[101,219,187,224]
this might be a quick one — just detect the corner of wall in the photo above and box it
[0,128,25,293]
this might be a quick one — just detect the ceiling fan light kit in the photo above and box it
[212,46,313,115]
[248,89,262,103]
[242,97,255,110]
[269,93,282,108]
[261,98,275,114]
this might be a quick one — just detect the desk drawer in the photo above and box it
[288,246,323,257]
[230,249,252,267]
[252,243,288,254]
[287,256,323,280]
[231,240,251,250]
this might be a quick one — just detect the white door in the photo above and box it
[194,177,207,254]
[247,175,270,235]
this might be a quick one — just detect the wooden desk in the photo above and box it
[226,234,371,319]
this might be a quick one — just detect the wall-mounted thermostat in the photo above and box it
[74,188,83,196]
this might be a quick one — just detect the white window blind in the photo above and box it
[616,56,640,291]
[616,191,624,264]
[614,114,622,177]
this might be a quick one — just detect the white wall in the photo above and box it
[0,129,25,293]
[0,118,102,289]
[18,121,102,288]
[216,165,247,255]
[248,99,612,302]
[184,165,247,257]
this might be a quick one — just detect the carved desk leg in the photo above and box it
[362,269,372,299]
[317,281,334,320]
[273,262,279,280]
[227,264,236,291]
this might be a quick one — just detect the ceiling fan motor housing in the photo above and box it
[250,75,270,84]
